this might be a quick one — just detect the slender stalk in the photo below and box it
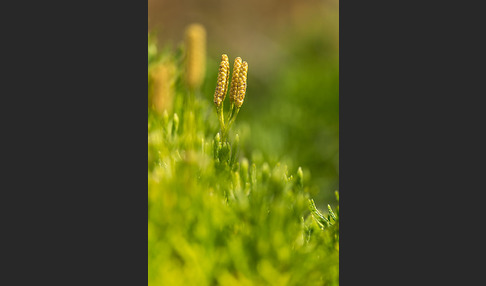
[222,107,239,141]
[217,105,225,135]
[227,102,235,123]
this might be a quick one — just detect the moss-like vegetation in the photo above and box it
[148,32,339,285]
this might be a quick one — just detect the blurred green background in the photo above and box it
[149,0,338,205]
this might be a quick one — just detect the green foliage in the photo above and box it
[148,35,339,285]
[238,23,339,205]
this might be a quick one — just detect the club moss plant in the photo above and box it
[148,26,339,285]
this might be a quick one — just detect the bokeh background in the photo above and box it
[148,0,338,205]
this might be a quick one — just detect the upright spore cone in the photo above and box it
[184,23,206,90]
[235,61,248,108]
[150,62,175,114]
[214,54,230,107]
[229,57,242,104]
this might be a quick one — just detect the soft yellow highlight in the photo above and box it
[184,23,206,90]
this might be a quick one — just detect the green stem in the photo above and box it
[222,107,239,141]
[228,103,235,122]
[217,105,225,136]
